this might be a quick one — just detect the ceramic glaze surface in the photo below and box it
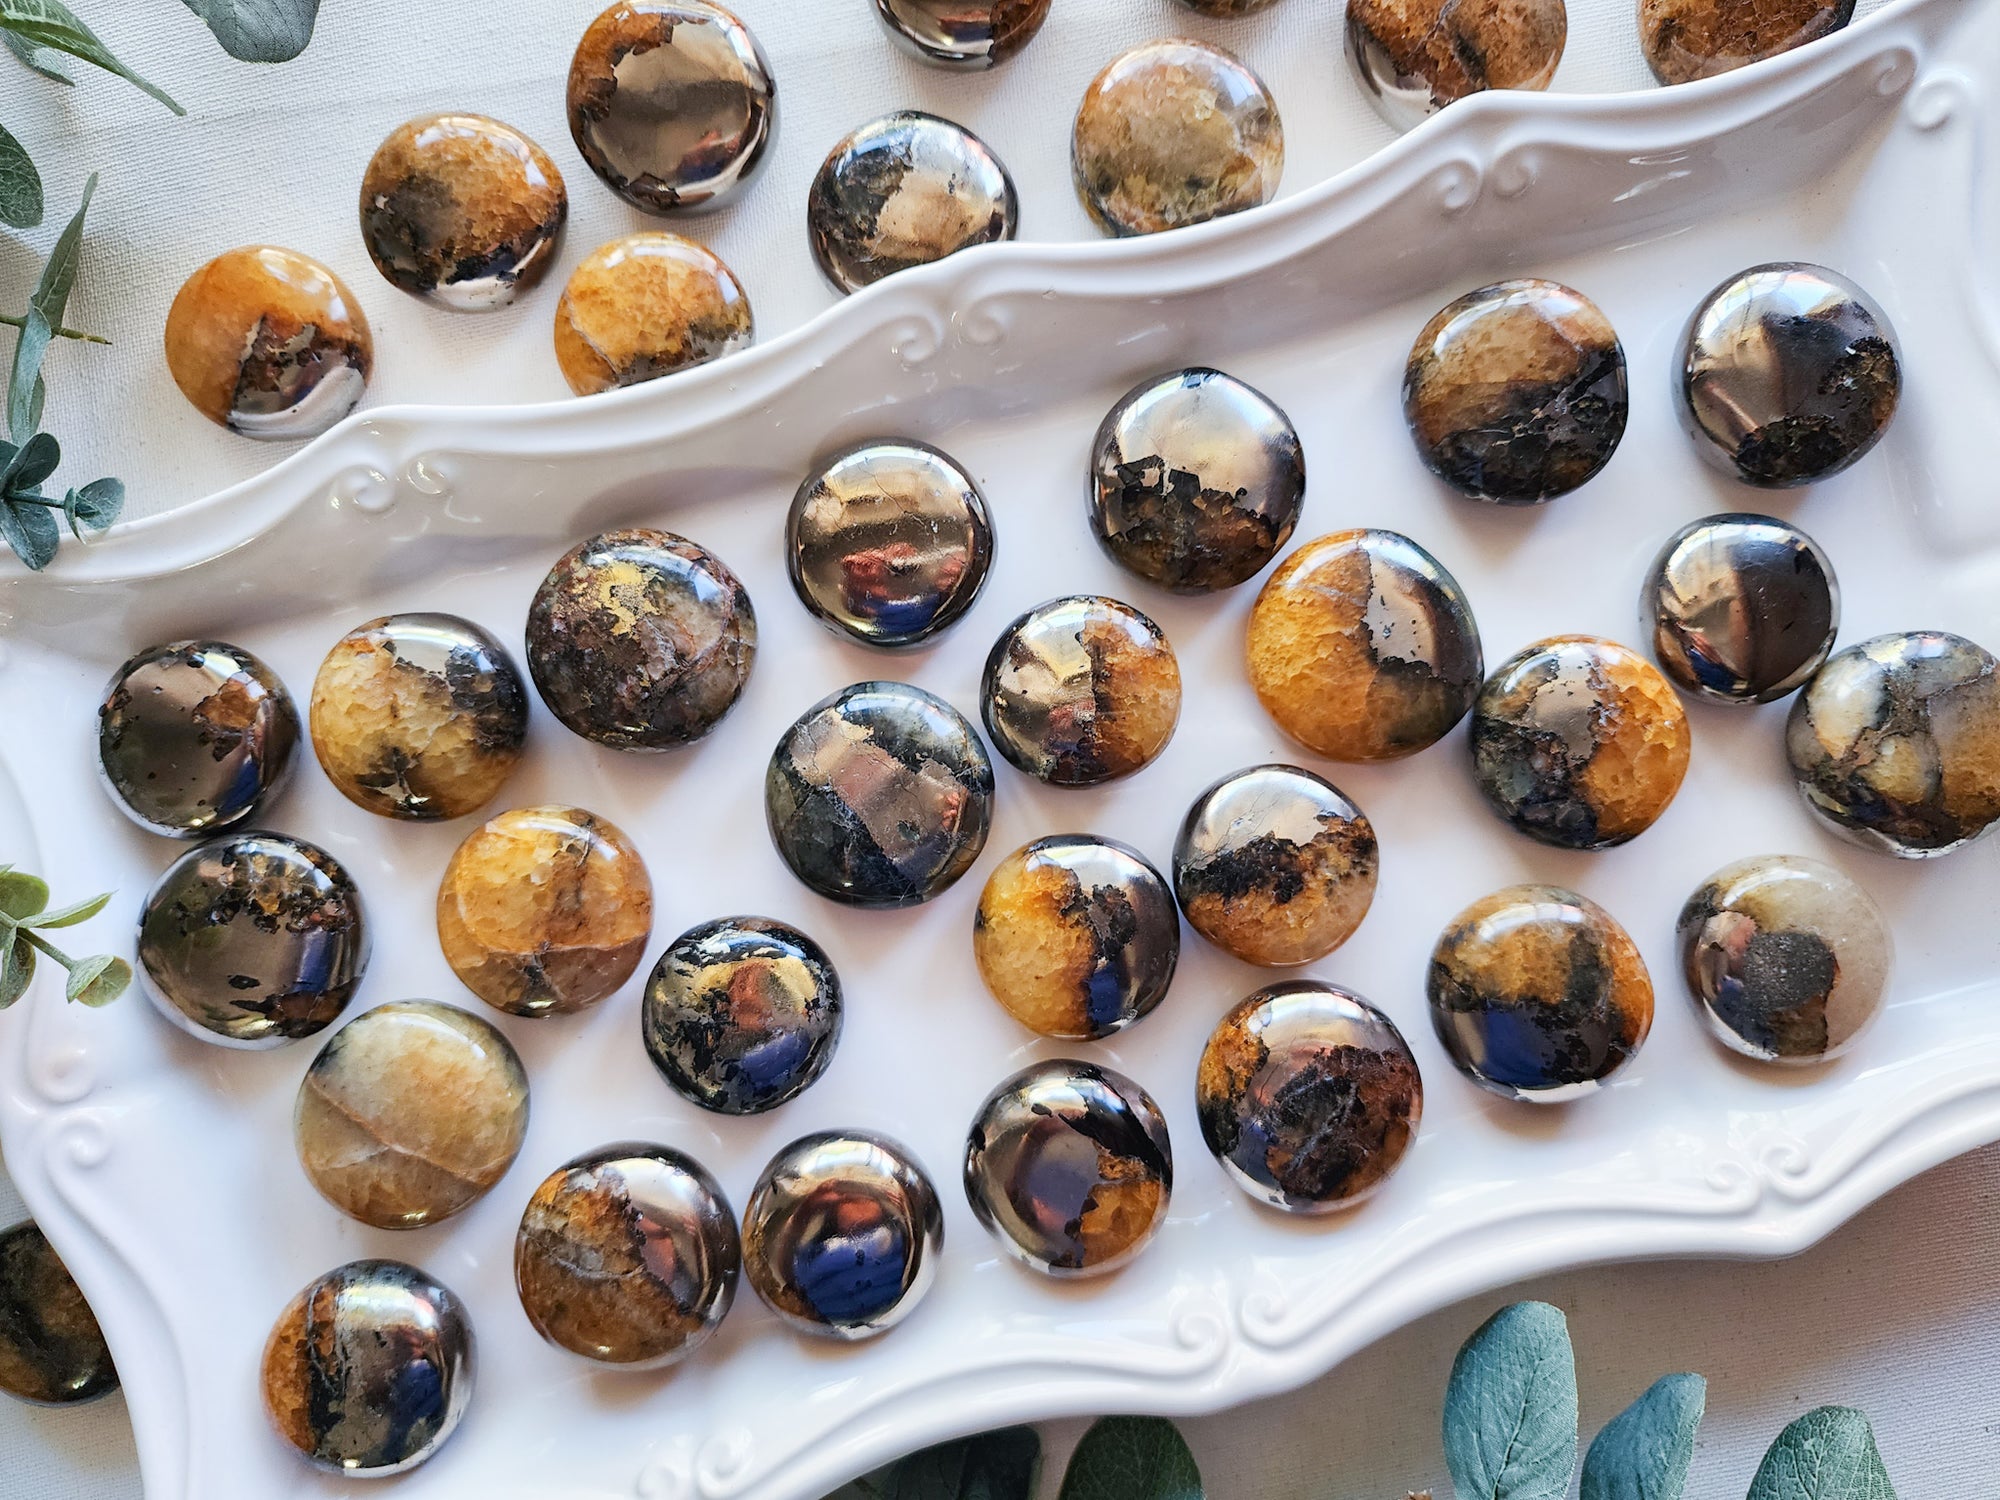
[872,0,1051,68]
[554,234,754,395]
[1641,0,1856,83]
[515,1144,739,1367]
[741,1132,943,1339]
[963,1060,1172,1278]
[97,640,299,838]
[137,832,367,1048]
[1347,0,1567,131]
[0,1222,117,1406]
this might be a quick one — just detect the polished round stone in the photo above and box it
[0,1222,116,1406]
[554,233,754,395]
[359,113,567,311]
[515,1143,739,1368]
[741,1131,943,1339]
[526,528,757,751]
[1642,514,1838,704]
[164,246,371,440]
[974,835,1179,1041]
[1786,631,2000,858]
[295,1001,529,1230]
[262,1259,473,1478]
[437,806,654,1018]
[1173,764,1379,968]
[1641,0,1854,84]
[809,112,1017,295]
[787,439,992,648]
[1679,262,1900,488]
[766,681,994,908]
[981,595,1182,786]
[642,917,842,1113]
[310,613,528,821]
[1427,884,1654,1102]
[1678,854,1891,1065]
[1072,40,1283,238]
[566,0,775,215]
[873,0,1051,68]
[963,1059,1172,1278]
[1471,635,1691,850]
[1347,0,1566,131]
[138,832,367,1048]
[1404,280,1626,504]
[1090,368,1305,594]
[1247,529,1483,761]
[1196,982,1422,1213]
[98,639,300,838]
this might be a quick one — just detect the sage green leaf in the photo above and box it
[827,1429,1040,1500]
[0,495,57,568]
[0,1,183,113]
[1745,1408,1895,1500]
[4,27,74,82]
[9,170,92,444]
[1581,1374,1706,1500]
[0,428,57,489]
[1444,1302,1579,1500]
[64,951,129,1006]
[179,0,317,62]
[0,937,33,1008]
[0,121,40,228]
[24,890,108,928]
[0,867,48,918]
[1058,1418,1201,1500]
[61,475,120,538]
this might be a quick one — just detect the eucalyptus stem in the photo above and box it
[16,928,78,969]
[0,312,109,346]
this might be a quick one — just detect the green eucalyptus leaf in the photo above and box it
[827,1429,1041,1500]
[0,494,58,568]
[1581,1374,1706,1500]
[179,0,318,62]
[0,867,48,919]
[62,475,120,538]
[64,951,129,1006]
[0,937,34,1009]
[4,27,73,82]
[1443,1302,1579,1500]
[9,170,93,444]
[23,889,108,928]
[0,121,41,228]
[1,429,57,490]
[1745,1408,1895,1500]
[1058,1418,1201,1500]
[0,1,183,113]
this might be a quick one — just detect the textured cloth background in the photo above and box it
[1,1,1949,1497]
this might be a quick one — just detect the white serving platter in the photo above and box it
[5,1,2000,1495]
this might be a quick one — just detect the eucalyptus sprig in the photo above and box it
[0,863,129,1009]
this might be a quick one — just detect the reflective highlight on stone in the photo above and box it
[766,681,994,908]
[787,440,993,648]
[1404,280,1626,504]
[138,832,367,1048]
[1427,885,1653,1102]
[310,613,528,821]
[1786,631,2000,858]
[1090,368,1305,593]
[1173,764,1378,967]
[438,806,653,1018]
[1196,982,1422,1213]
[742,1132,943,1339]
[261,1260,473,1478]
[566,0,775,215]
[963,1060,1172,1278]
[1347,0,1566,131]
[164,246,372,440]
[98,639,299,838]
[1677,854,1890,1065]
[1248,529,1483,761]
[1072,41,1283,237]
[1679,262,1900,488]
[809,112,1017,295]
[974,836,1179,1040]
[981,595,1182,786]
[643,917,842,1113]
[526,528,757,750]
[0,1223,116,1406]
[1643,514,1838,704]
[515,1144,739,1367]
[873,0,1051,68]
[296,1001,529,1230]
[1471,636,1690,850]
[359,113,567,311]
[1641,0,1854,84]
[554,233,754,395]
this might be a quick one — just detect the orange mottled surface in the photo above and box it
[554,233,753,395]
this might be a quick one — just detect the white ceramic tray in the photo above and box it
[5,2,2000,1495]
